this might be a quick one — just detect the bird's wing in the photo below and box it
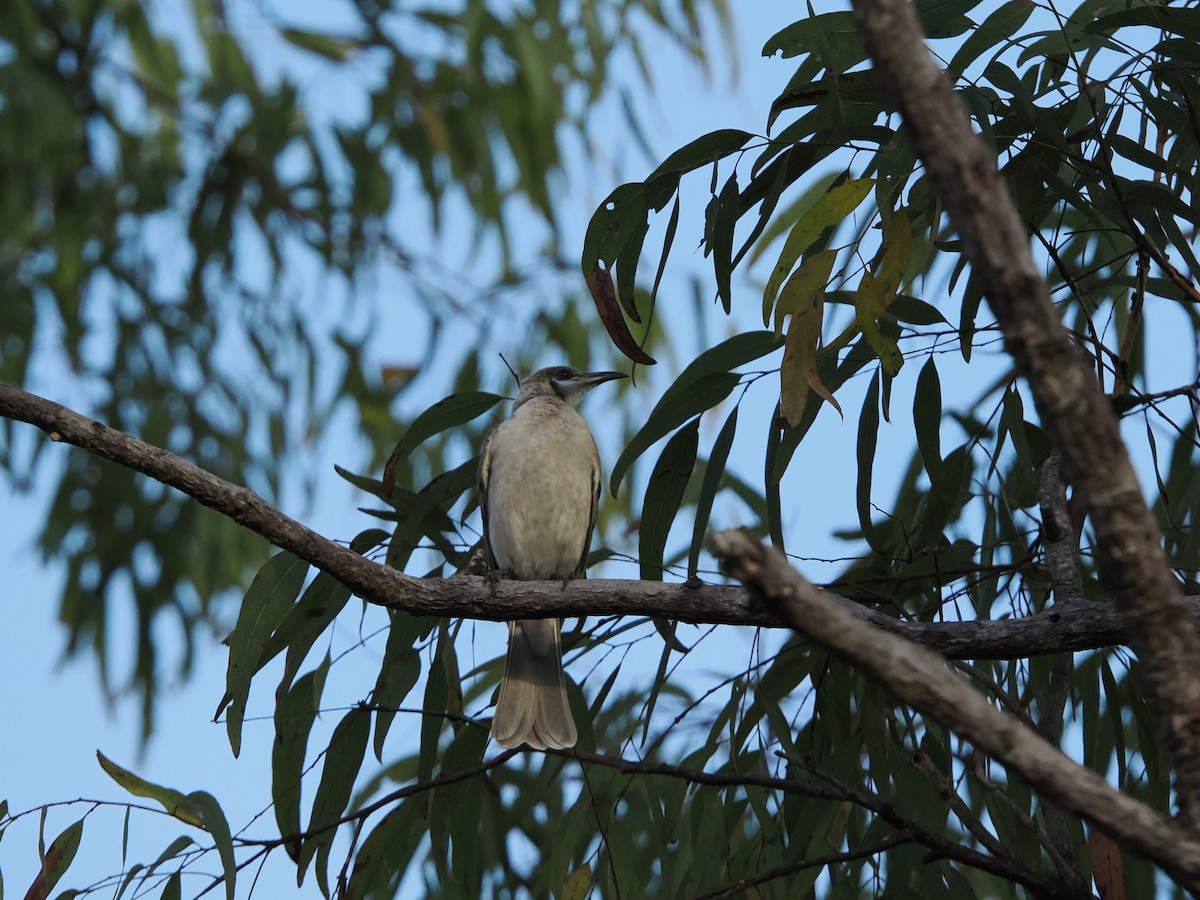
[478,424,500,572]
[573,437,601,580]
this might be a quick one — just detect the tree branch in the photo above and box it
[710,528,1200,890]
[848,0,1200,831]
[3,380,1200,662]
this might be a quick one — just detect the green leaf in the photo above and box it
[182,792,236,900]
[270,573,354,696]
[764,11,863,64]
[914,357,943,484]
[279,28,356,61]
[916,0,983,39]
[334,465,386,497]
[224,551,309,757]
[346,802,425,897]
[639,419,700,580]
[648,129,752,180]
[122,5,182,97]
[650,194,682,309]
[689,406,738,578]
[428,724,490,887]
[383,392,505,492]
[949,1,1036,77]
[97,754,200,826]
[614,207,649,323]
[916,445,972,550]
[419,636,451,785]
[297,708,371,894]
[763,178,874,315]
[272,659,329,861]
[959,273,984,362]
[387,454,480,573]
[582,183,651,274]
[889,295,949,326]
[133,836,194,898]
[857,372,883,552]
[711,172,739,313]
[371,613,425,760]
[610,332,781,494]
[764,404,785,549]
[158,872,181,900]
[733,147,793,271]
[24,818,83,900]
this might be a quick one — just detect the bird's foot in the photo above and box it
[486,568,502,598]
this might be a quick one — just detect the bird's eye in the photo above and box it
[556,367,573,380]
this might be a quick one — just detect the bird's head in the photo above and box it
[513,366,626,410]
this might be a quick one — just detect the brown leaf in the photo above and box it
[381,366,417,395]
[1089,830,1126,900]
[585,264,656,365]
[381,451,399,497]
[780,289,840,426]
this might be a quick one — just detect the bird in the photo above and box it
[479,365,626,750]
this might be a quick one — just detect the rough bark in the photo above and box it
[710,528,1200,891]
[5,380,1200,662]
[849,0,1200,831]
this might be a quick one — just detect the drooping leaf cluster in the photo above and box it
[0,0,727,730]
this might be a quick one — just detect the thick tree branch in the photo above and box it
[3,380,1200,661]
[849,0,1200,830]
[710,529,1200,890]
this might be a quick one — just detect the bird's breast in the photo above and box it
[485,406,598,580]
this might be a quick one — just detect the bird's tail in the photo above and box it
[491,619,578,750]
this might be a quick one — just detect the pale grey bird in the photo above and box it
[479,365,626,750]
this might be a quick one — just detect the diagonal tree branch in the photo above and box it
[848,0,1200,831]
[709,528,1200,890]
[2,379,1200,661]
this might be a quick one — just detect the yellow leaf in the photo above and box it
[876,209,912,294]
[855,271,904,376]
[762,178,874,321]
[562,864,592,900]
[773,249,838,336]
[780,290,841,426]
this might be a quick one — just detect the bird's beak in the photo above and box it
[579,371,627,389]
